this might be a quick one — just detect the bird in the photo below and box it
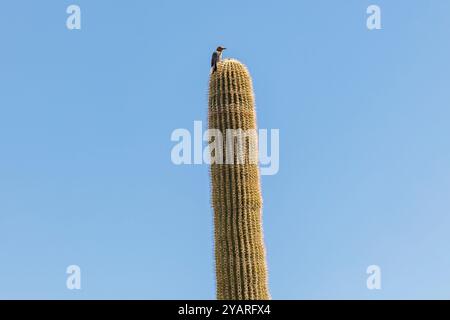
[211,46,226,73]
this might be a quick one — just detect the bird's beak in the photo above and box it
[223,48,227,50]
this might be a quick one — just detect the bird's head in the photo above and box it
[216,46,226,52]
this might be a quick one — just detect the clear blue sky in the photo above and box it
[1,0,450,299]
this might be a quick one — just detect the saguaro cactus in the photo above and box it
[208,59,270,300]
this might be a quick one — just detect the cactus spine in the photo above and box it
[208,59,270,300]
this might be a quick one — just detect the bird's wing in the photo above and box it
[211,52,218,68]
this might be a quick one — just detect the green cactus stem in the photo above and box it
[208,59,270,300]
